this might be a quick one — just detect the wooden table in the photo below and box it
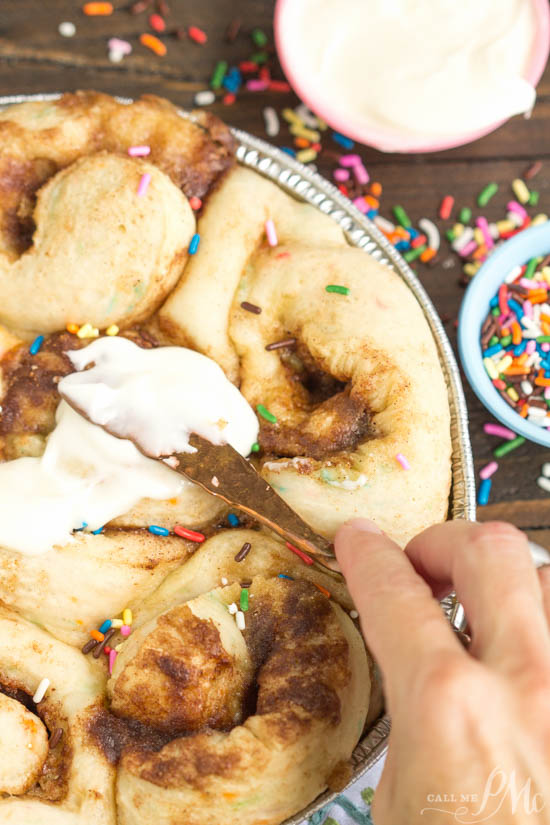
[2,0,549,547]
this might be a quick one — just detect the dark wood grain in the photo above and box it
[1,0,550,546]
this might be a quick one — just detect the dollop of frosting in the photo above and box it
[0,339,259,555]
[0,402,184,555]
[59,337,259,457]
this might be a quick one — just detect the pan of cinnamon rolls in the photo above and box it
[0,92,473,825]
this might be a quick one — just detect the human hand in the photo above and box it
[335,519,550,825]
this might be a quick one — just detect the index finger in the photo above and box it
[335,518,464,708]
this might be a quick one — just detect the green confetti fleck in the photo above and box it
[392,204,412,228]
[250,442,260,453]
[525,256,539,279]
[361,787,375,805]
[404,245,427,262]
[234,793,262,808]
[251,27,268,47]
[477,181,498,207]
[325,284,350,295]
[240,588,249,612]
[106,294,118,313]
[256,403,277,423]
[210,60,227,89]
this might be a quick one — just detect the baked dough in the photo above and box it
[0,528,350,648]
[0,154,195,333]
[0,91,234,261]
[0,91,235,337]
[0,153,194,335]
[0,100,451,545]
[112,576,369,825]
[0,529,195,646]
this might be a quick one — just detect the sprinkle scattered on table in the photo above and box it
[58,21,76,37]
[82,2,113,15]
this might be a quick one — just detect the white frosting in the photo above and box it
[281,0,537,146]
[0,339,259,556]
[0,402,185,555]
[59,337,259,457]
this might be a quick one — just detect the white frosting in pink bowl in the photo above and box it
[275,0,550,152]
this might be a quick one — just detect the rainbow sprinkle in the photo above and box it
[325,284,350,295]
[257,403,277,423]
[188,234,200,255]
[137,173,151,196]
[396,453,411,471]
[148,524,170,536]
[128,144,150,157]
[265,219,278,247]
[29,335,44,355]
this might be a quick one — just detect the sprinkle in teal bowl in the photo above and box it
[458,222,550,448]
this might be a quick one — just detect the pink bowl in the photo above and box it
[274,0,550,153]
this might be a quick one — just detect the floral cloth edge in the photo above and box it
[306,752,386,825]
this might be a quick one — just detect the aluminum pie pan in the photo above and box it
[0,94,476,824]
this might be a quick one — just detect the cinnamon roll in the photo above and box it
[107,573,369,825]
[160,166,452,545]
[0,606,115,823]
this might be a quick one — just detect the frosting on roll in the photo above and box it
[0,402,185,555]
[0,338,258,556]
[60,336,259,457]
[0,330,226,534]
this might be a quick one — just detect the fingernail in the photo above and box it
[347,518,383,534]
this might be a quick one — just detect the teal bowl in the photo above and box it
[458,222,550,448]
